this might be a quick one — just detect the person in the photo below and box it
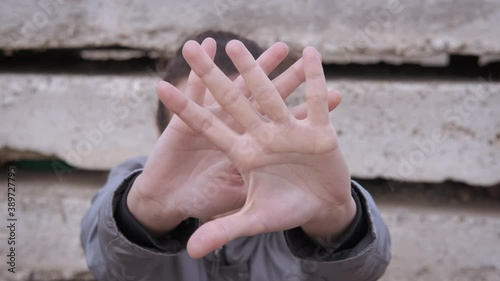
[81,31,391,281]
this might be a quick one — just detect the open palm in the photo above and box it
[158,40,353,258]
[136,38,341,228]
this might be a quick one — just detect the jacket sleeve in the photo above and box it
[282,180,391,281]
[80,157,200,281]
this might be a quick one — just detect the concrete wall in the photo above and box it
[2,0,499,186]
[2,0,500,185]
[1,1,500,280]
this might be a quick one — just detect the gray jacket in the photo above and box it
[81,156,391,281]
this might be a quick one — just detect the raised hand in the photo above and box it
[128,38,341,236]
[158,40,355,258]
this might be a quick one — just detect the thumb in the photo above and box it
[187,211,263,258]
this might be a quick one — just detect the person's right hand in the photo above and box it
[127,38,341,235]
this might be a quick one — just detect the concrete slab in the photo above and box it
[325,79,500,186]
[1,0,500,65]
[380,205,500,281]
[0,74,159,170]
[2,74,499,185]
[0,169,104,281]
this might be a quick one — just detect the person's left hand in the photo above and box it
[158,40,356,258]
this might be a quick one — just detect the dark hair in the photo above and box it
[156,30,264,132]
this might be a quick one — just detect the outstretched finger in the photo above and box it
[304,47,329,125]
[234,42,289,98]
[273,58,305,100]
[184,38,216,105]
[226,40,291,123]
[234,43,305,102]
[249,58,306,116]
[157,81,238,153]
[183,40,262,130]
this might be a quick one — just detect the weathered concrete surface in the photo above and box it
[2,74,499,185]
[1,74,159,170]
[321,79,500,186]
[2,0,500,65]
[0,170,104,281]
[0,170,499,280]
[364,180,500,281]
[380,205,500,281]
